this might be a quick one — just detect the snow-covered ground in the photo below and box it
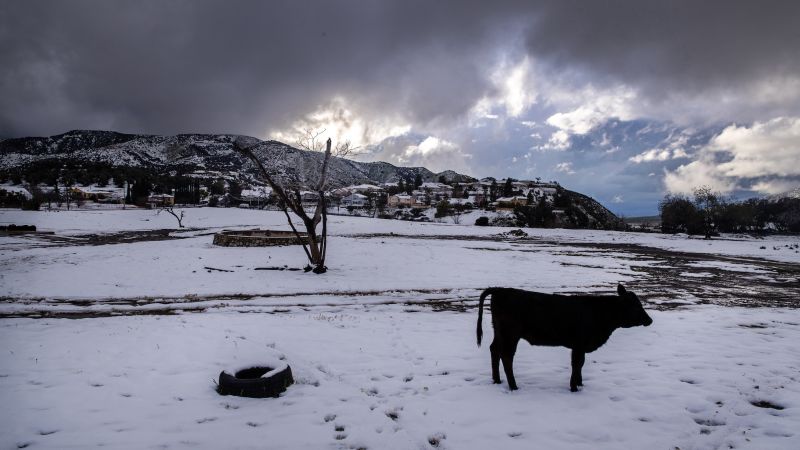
[1,208,799,449]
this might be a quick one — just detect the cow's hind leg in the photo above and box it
[501,338,520,390]
[489,339,501,384]
[570,349,585,392]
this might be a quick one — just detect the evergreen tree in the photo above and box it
[490,180,498,202]
[130,177,152,205]
[414,173,422,189]
[503,179,513,197]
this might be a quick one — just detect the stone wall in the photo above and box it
[213,229,309,247]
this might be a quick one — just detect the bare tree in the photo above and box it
[234,129,354,274]
[451,203,464,224]
[157,206,185,228]
[693,186,722,239]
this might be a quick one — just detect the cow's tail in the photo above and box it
[477,288,497,347]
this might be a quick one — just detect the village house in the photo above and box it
[469,192,486,206]
[388,194,414,207]
[147,193,175,208]
[239,186,273,208]
[411,190,431,207]
[348,184,384,194]
[341,193,368,208]
[495,196,528,211]
[419,182,453,195]
[300,191,319,208]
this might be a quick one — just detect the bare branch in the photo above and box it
[296,127,327,152]
[157,206,185,228]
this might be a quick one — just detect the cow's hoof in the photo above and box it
[509,385,519,391]
[492,378,501,384]
[570,386,578,392]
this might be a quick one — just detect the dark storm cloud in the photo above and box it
[0,0,520,137]
[1,0,798,138]
[522,1,800,106]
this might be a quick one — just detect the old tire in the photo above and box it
[217,363,294,398]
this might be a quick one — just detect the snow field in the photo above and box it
[1,305,798,449]
[1,208,799,449]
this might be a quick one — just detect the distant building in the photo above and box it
[388,194,414,207]
[495,196,528,211]
[348,184,384,194]
[341,193,368,208]
[300,191,319,207]
[147,194,175,207]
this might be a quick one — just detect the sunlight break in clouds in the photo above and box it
[398,136,472,173]
[470,55,537,123]
[664,117,800,195]
[271,97,411,149]
[538,85,637,151]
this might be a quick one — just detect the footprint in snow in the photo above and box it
[428,432,446,447]
[693,418,725,427]
[196,417,217,424]
[385,407,402,421]
[363,386,379,396]
[324,413,337,423]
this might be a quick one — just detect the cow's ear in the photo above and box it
[617,284,626,296]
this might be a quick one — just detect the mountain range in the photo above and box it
[1,130,627,228]
[0,130,476,188]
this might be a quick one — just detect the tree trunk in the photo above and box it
[235,138,332,274]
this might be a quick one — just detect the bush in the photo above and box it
[21,198,41,211]
[659,194,703,234]
[475,216,489,226]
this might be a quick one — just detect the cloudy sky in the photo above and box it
[2,0,799,215]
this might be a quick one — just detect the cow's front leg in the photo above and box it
[570,349,585,392]
[489,339,501,384]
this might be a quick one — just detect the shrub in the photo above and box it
[475,216,489,226]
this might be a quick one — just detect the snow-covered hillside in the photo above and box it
[0,130,473,188]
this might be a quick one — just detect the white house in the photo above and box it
[347,184,384,194]
[240,186,272,201]
[341,193,368,208]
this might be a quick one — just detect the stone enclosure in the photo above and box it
[212,229,309,247]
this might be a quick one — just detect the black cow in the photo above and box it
[477,284,653,391]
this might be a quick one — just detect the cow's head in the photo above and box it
[617,284,653,328]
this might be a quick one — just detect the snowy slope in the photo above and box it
[0,130,474,188]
